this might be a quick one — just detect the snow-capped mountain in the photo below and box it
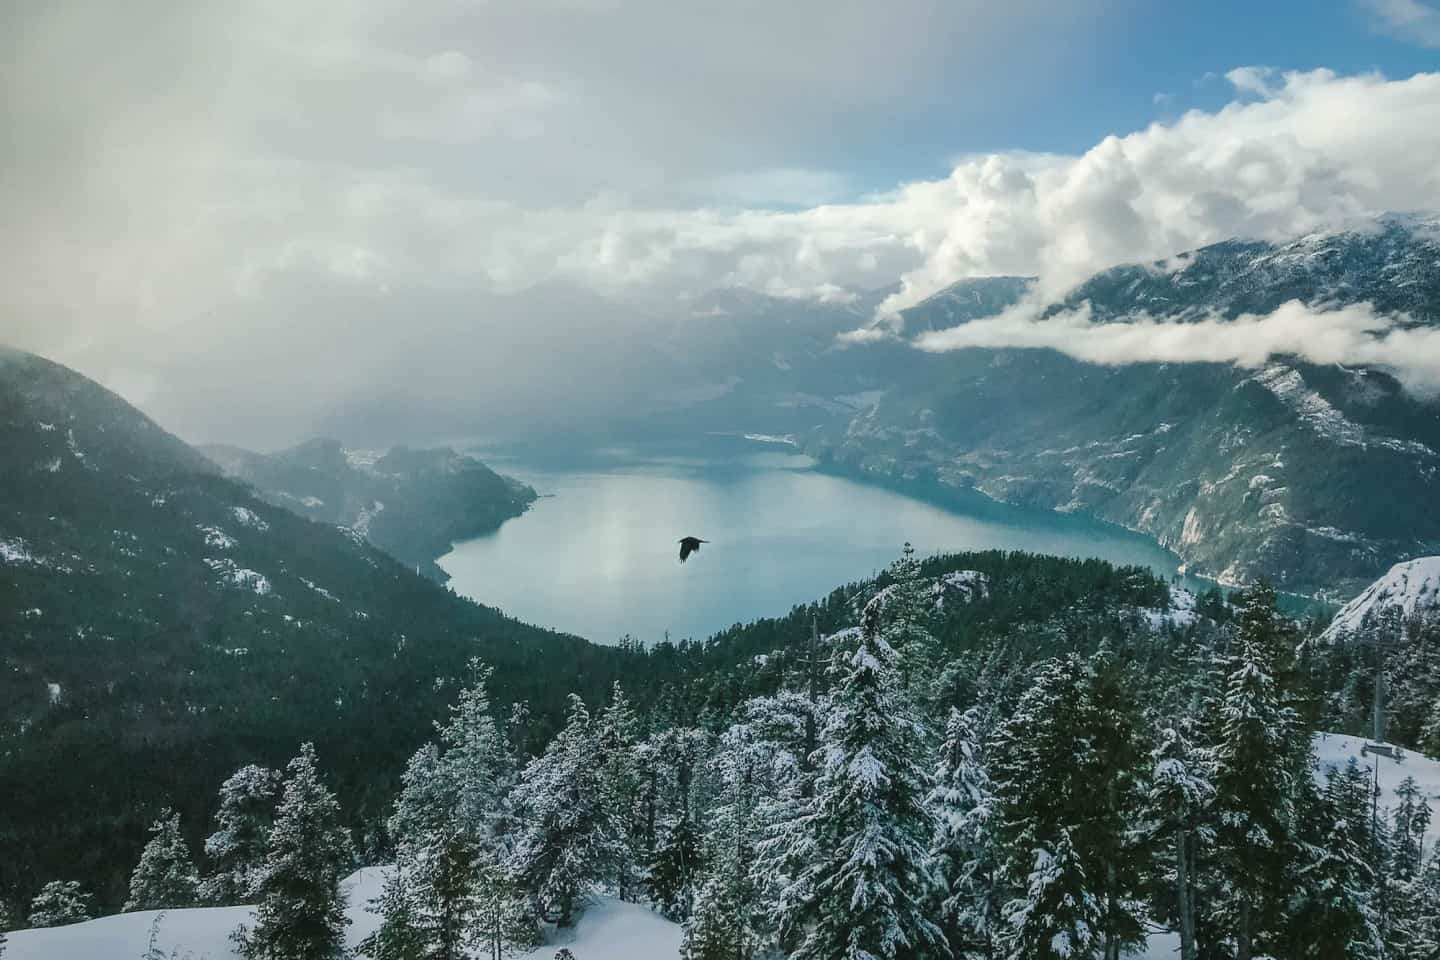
[795,214,1440,596]
[1321,556,1440,641]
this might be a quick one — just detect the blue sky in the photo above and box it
[822,0,1440,196]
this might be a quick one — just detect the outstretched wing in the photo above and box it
[679,539,695,562]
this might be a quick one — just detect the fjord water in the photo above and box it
[439,445,1196,645]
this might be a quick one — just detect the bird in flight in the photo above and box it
[678,536,708,562]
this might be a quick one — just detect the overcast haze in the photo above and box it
[4,0,1440,448]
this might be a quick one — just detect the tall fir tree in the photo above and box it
[1281,764,1382,959]
[377,660,531,960]
[124,808,201,912]
[597,681,644,902]
[876,543,943,714]
[200,764,283,904]
[776,600,946,960]
[1205,583,1305,960]
[928,705,1004,960]
[1146,719,1213,960]
[990,650,1149,960]
[510,695,629,926]
[238,743,352,960]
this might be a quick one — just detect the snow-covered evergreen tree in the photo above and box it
[1206,583,1304,960]
[990,650,1149,960]
[510,695,628,927]
[124,807,201,912]
[377,660,531,960]
[775,600,945,960]
[238,742,352,960]
[200,764,282,904]
[881,543,941,698]
[360,871,427,960]
[0,902,8,958]
[1146,720,1213,960]
[650,817,703,922]
[928,705,1004,959]
[597,681,644,902]
[27,880,92,928]
[1283,763,1382,958]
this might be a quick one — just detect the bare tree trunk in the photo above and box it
[1176,829,1195,960]
[1236,897,1252,960]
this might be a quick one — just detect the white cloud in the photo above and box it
[4,0,1440,445]
[914,299,1440,394]
[1361,0,1440,47]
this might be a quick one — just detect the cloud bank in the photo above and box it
[4,0,1440,445]
[914,300,1440,394]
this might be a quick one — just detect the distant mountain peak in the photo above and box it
[1322,557,1440,641]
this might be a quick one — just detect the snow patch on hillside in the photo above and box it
[1253,365,1435,458]
[204,558,272,595]
[5,868,682,960]
[0,535,40,565]
[1321,556,1440,640]
[230,506,270,531]
[1138,587,1200,631]
[197,525,236,550]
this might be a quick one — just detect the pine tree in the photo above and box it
[928,705,1004,959]
[510,695,628,927]
[1146,720,1213,960]
[379,660,526,960]
[776,599,946,960]
[238,743,352,960]
[990,650,1149,960]
[0,902,10,957]
[359,871,426,960]
[649,817,703,921]
[27,880,92,927]
[1282,765,1382,958]
[597,682,644,902]
[1206,583,1304,960]
[875,542,942,709]
[200,764,282,904]
[683,875,752,960]
[1387,774,1434,957]
[472,853,539,960]
[125,808,201,911]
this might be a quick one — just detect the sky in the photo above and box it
[2,0,1440,448]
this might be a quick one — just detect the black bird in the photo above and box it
[678,536,708,563]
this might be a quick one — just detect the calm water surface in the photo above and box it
[439,448,1192,645]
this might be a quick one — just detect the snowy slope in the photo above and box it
[5,868,682,960]
[1313,732,1440,842]
[1321,556,1440,640]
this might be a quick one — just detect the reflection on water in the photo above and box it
[440,448,1193,645]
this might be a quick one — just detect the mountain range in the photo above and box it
[657,214,1440,597]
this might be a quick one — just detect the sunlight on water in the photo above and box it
[440,451,1190,645]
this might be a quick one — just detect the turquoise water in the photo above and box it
[439,448,1194,645]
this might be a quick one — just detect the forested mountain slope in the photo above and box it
[798,216,1440,597]
[0,348,641,910]
[202,438,536,581]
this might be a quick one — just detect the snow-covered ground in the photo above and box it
[13,734,1436,959]
[5,868,682,960]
